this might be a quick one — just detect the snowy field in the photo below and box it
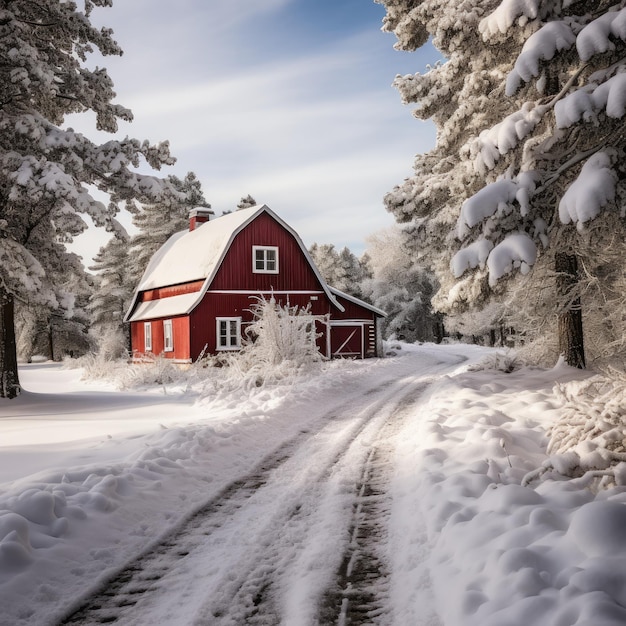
[0,344,625,625]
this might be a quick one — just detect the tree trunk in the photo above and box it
[48,319,55,361]
[555,252,586,369]
[0,291,21,398]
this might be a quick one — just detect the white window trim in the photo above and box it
[144,322,152,352]
[163,319,174,352]
[252,245,279,274]
[216,317,242,351]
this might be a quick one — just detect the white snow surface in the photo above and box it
[556,72,626,128]
[1,345,626,625]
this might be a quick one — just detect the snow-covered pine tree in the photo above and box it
[0,1,182,398]
[128,172,211,288]
[88,232,133,357]
[308,243,371,298]
[16,249,94,361]
[377,0,626,368]
[362,226,440,343]
[237,195,257,210]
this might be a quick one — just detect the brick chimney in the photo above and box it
[189,207,213,231]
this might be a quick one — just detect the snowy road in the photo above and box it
[54,357,460,626]
[8,345,626,626]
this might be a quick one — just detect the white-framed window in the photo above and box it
[163,319,173,352]
[252,245,279,274]
[144,322,152,352]
[216,317,241,350]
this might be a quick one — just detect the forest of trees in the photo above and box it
[2,0,625,398]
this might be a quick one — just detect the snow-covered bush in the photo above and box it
[118,354,185,390]
[467,350,521,373]
[75,297,327,394]
[524,371,626,489]
[213,297,325,390]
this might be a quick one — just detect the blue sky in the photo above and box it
[72,0,440,262]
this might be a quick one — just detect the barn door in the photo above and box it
[330,323,363,358]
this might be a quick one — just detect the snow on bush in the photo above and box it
[467,350,521,373]
[74,297,326,395]
[207,296,325,391]
[523,370,626,489]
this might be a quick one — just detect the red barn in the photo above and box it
[124,204,385,361]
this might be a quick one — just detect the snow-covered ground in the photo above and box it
[0,344,624,625]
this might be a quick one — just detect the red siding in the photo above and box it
[331,293,377,322]
[141,281,204,302]
[211,213,323,292]
[189,291,333,360]
[131,316,190,361]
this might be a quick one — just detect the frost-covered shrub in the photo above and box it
[467,350,521,373]
[524,371,626,489]
[67,352,126,381]
[214,297,325,389]
[118,354,184,390]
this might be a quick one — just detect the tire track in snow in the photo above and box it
[55,371,427,626]
[319,385,427,625]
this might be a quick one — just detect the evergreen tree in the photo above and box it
[308,243,371,298]
[0,1,180,397]
[377,0,626,367]
[237,195,257,210]
[16,251,94,361]
[362,226,440,343]
[129,172,210,287]
[88,232,133,357]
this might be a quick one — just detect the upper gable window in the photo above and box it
[253,246,279,274]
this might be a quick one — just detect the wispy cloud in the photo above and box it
[71,1,438,261]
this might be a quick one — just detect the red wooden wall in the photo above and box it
[210,213,322,291]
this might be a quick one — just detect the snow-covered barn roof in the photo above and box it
[124,204,344,322]
[328,287,387,318]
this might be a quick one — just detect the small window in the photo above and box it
[216,317,241,350]
[163,319,173,352]
[252,246,279,274]
[144,322,152,352]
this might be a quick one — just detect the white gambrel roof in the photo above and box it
[126,293,200,323]
[124,204,344,322]
[137,206,264,291]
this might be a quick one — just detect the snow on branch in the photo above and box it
[523,371,626,490]
[457,179,519,238]
[558,151,617,230]
[479,0,541,39]
[577,8,626,62]
[486,233,537,285]
[457,175,537,238]
[506,21,576,95]
[555,72,626,127]
[450,239,494,278]
[467,103,549,172]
